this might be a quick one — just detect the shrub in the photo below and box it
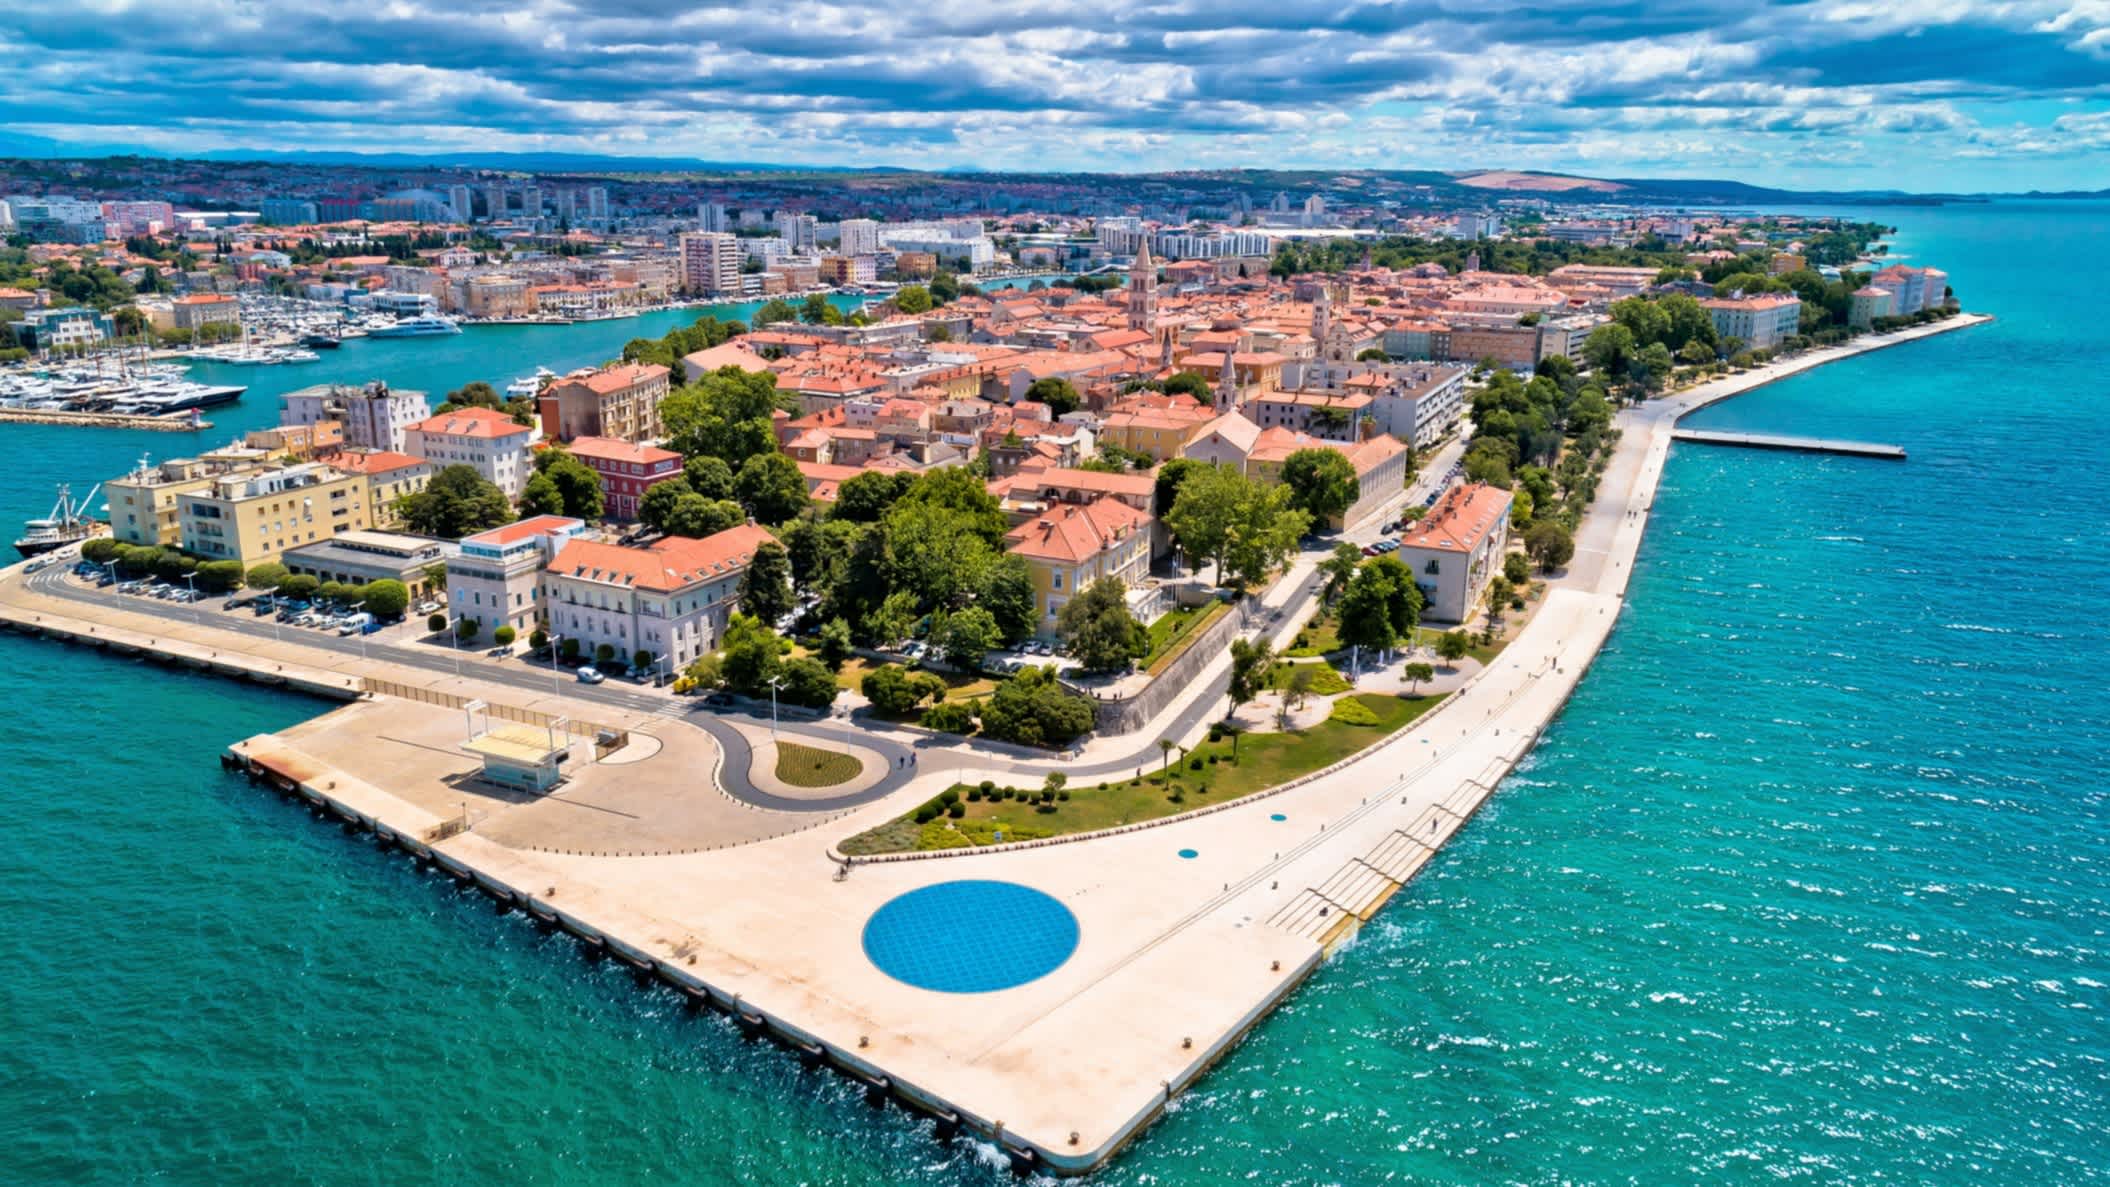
[1057,790,1070,801]
[966,788,982,802]
[594,643,616,664]
[939,789,959,805]
[920,700,976,734]
[1189,756,1204,770]
[913,805,940,824]
[947,802,966,819]
[1207,724,1224,742]
[1328,696,1381,726]
[493,625,516,647]
[427,612,447,633]
[1208,753,1220,764]
[978,780,995,794]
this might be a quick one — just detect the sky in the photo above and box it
[6,1,2110,191]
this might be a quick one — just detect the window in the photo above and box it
[1425,559,1440,575]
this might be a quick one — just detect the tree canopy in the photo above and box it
[396,465,513,539]
[1057,577,1147,673]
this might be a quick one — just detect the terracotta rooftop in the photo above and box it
[1399,482,1512,554]
[548,523,774,593]
[409,406,531,439]
[1005,496,1150,564]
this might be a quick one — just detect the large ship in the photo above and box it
[369,315,462,338]
[14,483,102,558]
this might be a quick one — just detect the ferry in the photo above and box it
[14,483,102,558]
[505,366,558,399]
[369,316,463,338]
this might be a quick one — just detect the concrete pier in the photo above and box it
[1671,428,1907,459]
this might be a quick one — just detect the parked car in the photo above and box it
[414,600,441,616]
[575,666,606,684]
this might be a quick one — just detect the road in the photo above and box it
[24,435,1467,813]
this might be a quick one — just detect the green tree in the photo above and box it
[545,455,605,520]
[661,366,792,471]
[1024,376,1081,417]
[935,606,1001,671]
[977,553,1040,645]
[1055,577,1146,673]
[520,471,565,517]
[978,665,1095,747]
[277,574,320,601]
[894,285,933,314]
[738,540,796,625]
[1338,562,1403,654]
[1320,541,1362,606]
[637,477,693,532]
[1436,630,1471,667]
[1503,551,1531,585]
[1153,456,1206,519]
[1280,448,1358,525]
[1403,662,1435,692]
[799,293,842,325]
[397,465,512,538]
[816,616,854,670]
[193,560,246,593]
[685,454,735,500]
[361,579,410,618]
[832,470,914,523]
[862,663,937,715]
[752,298,798,327]
[719,612,789,696]
[775,656,840,709]
[663,493,745,538]
[733,452,809,525]
[245,562,290,591]
[1525,521,1575,573]
[1226,637,1273,722]
[1583,323,1636,377]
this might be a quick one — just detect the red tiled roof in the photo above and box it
[1006,496,1149,564]
[547,523,774,593]
[1399,482,1511,554]
[408,406,531,439]
[567,436,681,467]
[462,515,583,547]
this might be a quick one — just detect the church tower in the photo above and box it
[1128,238,1158,336]
[1216,346,1238,411]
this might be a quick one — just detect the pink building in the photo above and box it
[567,436,684,521]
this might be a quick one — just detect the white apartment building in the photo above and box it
[1397,482,1514,623]
[837,218,879,256]
[281,381,432,453]
[541,524,775,670]
[445,514,588,642]
[677,231,741,296]
[402,406,536,498]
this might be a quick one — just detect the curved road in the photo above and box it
[24,439,1456,817]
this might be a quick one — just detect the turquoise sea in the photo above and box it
[2,211,2105,1183]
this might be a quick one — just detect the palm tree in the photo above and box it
[1158,737,1176,779]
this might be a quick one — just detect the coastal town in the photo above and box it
[0,163,1982,1174]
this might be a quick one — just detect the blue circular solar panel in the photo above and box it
[1178,848,1200,859]
[862,881,1079,993]
[1269,813,1287,822]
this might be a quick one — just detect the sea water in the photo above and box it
[2,211,2104,1183]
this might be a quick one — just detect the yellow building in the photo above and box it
[105,455,256,547]
[1097,402,1216,462]
[177,463,371,567]
[1004,496,1154,634]
[325,450,436,528]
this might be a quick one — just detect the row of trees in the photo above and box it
[78,538,412,615]
[617,314,744,370]
[1159,461,1311,587]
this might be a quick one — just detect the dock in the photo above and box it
[1671,429,1906,460]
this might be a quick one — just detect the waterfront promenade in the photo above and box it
[0,311,1987,1173]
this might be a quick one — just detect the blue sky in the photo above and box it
[6,1,2109,190]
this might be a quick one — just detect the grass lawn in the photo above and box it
[1410,626,1508,666]
[839,692,1447,854]
[1142,599,1232,674]
[1284,613,1342,657]
[1270,659,1351,695]
[774,741,863,788]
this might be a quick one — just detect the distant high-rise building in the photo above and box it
[519,187,543,220]
[260,199,318,226]
[837,218,879,256]
[554,189,578,224]
[677,231,741,297]
[698,202,727,232]
[584,187,609,221]
[774,211,817,253]
[448,184,475,223]
[483,184,508,218]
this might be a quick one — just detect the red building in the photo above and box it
[567,436,684,521]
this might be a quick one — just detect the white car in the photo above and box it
[574,666,606,684]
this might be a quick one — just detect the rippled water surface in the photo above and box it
[2,206,2105,1183]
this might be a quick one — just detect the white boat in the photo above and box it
[506,366,558,399]
[369,316,462,338]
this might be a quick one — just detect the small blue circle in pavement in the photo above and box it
[1270,813,1287,822]
[1178,848,1199,859]
[862,881,1078,993]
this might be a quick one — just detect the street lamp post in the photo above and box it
[766,674,784,738]
[549,633,563,699]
